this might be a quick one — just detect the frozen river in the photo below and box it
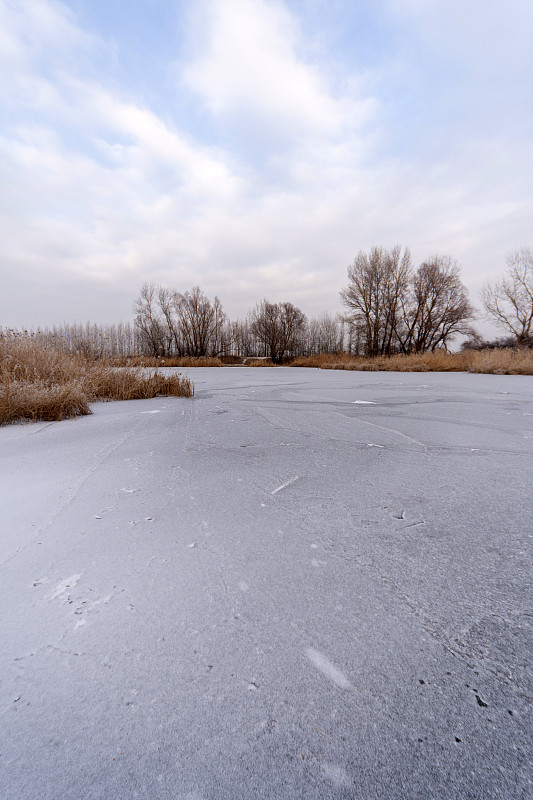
[1,367,532,799]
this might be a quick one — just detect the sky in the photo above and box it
[0,0,532,332]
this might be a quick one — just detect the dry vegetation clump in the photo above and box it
[219,355,243,365]
[245,358,277,366]
[84,363,194,401]
[109,355,223,367]
[0,334,194,426]
[290,349,533,375]
[465,348,533,375]
[0,379,90,425]
[290,353,349,368]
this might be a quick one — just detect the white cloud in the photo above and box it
[0,0,531,336]
[183,0,374,139]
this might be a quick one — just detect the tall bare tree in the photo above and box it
[481,247,533,345]
[154,285,180,356]
[251,301,306,363]
[396,255,475,352]
[173,286,226,357]
[340,246,412,356]
[134,282,167,357]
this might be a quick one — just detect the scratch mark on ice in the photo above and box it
[352,400,376,404]
[306,648,351,688]
[272,476,299,495]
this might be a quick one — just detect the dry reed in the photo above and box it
[0,335,194,425]
[246,358,277,367]
[290,349,533,375]
[109,355,223,367]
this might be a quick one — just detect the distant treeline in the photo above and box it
[1,321,142,358]
[1,310,346,362]
[3,245,531,360]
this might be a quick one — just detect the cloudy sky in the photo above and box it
[1,0,531,331]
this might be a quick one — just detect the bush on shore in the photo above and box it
[0,335,194,425]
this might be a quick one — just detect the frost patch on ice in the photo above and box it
[48,573,82,600]
[306,648,351,688]
[352,400,376,404]
[238,581,249,592]
[74,618,86,630]
[321,763,352,787]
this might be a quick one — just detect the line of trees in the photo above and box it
[131,244,532,357]
[0,321,141,357]
[9,245,531,358]
[134,284,226,358]
[133,285,341,360]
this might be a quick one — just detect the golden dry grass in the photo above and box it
[245,358,277,366]
[290,349,533,375]
[0,335,194,425]
[109,355,223,367]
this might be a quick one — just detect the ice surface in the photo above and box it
[1,367,533,800]
[48,573,83,600]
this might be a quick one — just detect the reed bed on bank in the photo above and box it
[109,355,223,367]
[0,335,194,425]
[290,349,533,375]
[246,358,277,366]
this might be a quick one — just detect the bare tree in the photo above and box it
[173,286,226,357]
[304,313,342,355]
[134,282,167,357]
[481,247,533,345]
[397,255,475,353]
[157,285,180,356]
[340,246,412,356]
[250,301,306,363]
